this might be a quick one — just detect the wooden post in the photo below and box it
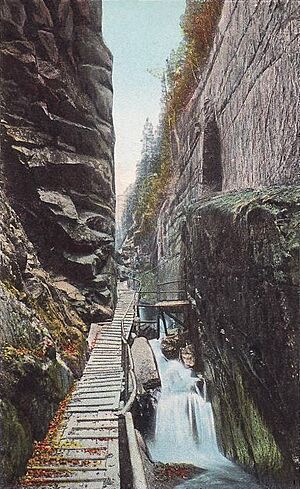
[161,311,168,336]
[156,309,160,339]
[124,344,129,403]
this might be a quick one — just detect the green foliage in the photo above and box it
[167,0,223,123]
[122,113,172,240]
[138,270,158,304]
[121,0,224,242]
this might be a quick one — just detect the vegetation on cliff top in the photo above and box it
[167,0,223,124]
[121,0,223,242]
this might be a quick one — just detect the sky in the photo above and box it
[102,0,186,212]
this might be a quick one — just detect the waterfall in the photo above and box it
[147,336,262,489]
[147,338,223,469]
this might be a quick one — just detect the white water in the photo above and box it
[148,338,223,468]
[147,336,262,489]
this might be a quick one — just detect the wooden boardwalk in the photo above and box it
[21,285,135,489]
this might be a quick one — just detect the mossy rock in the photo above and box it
[0,400,32,484]
[184,185,299,484]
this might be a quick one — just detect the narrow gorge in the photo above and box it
[0,1,299,489]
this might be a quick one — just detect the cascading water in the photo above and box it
[148,338,221,468]
[147,333,262,489]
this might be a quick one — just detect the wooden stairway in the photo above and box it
[21,284,135,489]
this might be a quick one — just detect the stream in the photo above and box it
[146,334,263,489]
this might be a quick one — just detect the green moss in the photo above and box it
[29,296,87,370]
[0,399,32,482]
[190,185,300,285]
[215,368,283,475]
[191,185,300,221]
[236,370,283,473]
[2,280,26,301]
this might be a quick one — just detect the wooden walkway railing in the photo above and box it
[134,278,188,304]
[134,279,190,336]
[20,283,143,489]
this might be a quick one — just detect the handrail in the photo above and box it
[118,285,149,488]
[119,287,138,415]
[134,277,188,305]
[141,289,186,294]
[157,279,187,286]
[120,343,137,415]
[124,412,149,489]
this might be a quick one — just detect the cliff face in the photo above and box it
[171,0,299,200]
[0,0,115,322]
[157,0,299,282]
[138,0,299,485]
[0,0,115,485]
[183,186,299,483]
[0,195,87,485]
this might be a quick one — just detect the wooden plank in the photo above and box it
[80,370,122,376]
[70,422,118,429]
[83,368,122,373]
[78,378,123,386]
[76,382,122,389]
[65,433,118,440]
[69,398,117,407]
[155,300,190,307]
[26,475,105,483]
[28,483,104,489]
[68,406,117,413]
[87,358,121,363]
[28,465,106,472]
[56,440,108,450]
[73,391,118,399]
[22,285,135,489]
[76,415,118,422]
[75,387,121,394]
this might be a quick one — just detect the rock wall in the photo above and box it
[144,1,300,486]
[157,0,299,282]
[171,0,299,202]
[0,194,87,486]
[183,186,299,485]
[0,0,116,323]
[0,0,115,485]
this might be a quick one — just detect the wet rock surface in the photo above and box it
[131,337,160,440]
[161,332,196,369]
[183,186,299,485]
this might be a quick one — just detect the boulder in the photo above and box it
[161,332,185,360]
[131,337,161,393]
